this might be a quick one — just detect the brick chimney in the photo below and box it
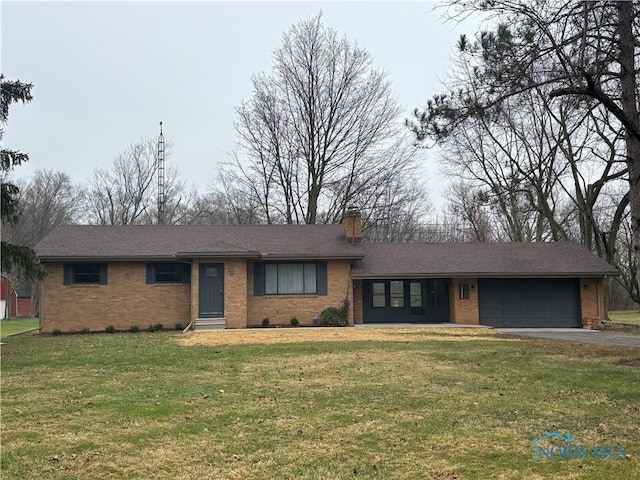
[343,207,362,244]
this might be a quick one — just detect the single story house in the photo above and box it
[35,210,617,333]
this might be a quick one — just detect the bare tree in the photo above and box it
[6,169,81,246]
[409,0,639,296]
[145,165,198,225]
[225,13,425,226]
[83,138,195,225]
[1,169,81,314]
[186,173,264,225]
[84,140,157,225]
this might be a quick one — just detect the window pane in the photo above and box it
[372,282,386,307]
[390,281,404,308]
[390,281,403,294]
[410,282,422,307]
[156,263,180,282]
[265,264,278,294]
[73,264,101,284]
[278,264,304,294]
[304,263,317,293]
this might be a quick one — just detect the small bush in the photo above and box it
[79,327,91,334]
[290,317,299,326]
[130,325,140,333]
[175,323,184,331]
[147,323,163,332]
[105,325,116,334]
[262,318,270,327]
[52,329,62,336]
[314,300,349,327]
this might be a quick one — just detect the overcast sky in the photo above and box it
[2,1,482,205]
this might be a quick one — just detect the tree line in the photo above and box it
[1,3,639,309]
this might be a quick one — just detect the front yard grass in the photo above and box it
[0,317,39,338]
[1,328,639,479]
[609,310,640,325]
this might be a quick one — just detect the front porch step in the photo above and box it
[194,318,226,331]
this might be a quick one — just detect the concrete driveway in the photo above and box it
[497,328,640,348]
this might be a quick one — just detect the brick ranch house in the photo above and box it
[35,211,617,333]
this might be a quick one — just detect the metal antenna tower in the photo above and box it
[157,121,166,225]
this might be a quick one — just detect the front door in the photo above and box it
[199,263,224,318]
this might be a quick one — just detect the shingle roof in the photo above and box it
[36,226,617,277]
[352,241,618,278]
[35,225,365,261]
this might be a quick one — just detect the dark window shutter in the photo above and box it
[317,261,328,295]
[99,264,108,285]
[146,264,155,284]
[63,264,73,285]
[254,262,264,296]
[181,264,191,283]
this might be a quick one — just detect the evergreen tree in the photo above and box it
[1,74,46,280]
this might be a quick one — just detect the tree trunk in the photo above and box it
[617,1,640,296]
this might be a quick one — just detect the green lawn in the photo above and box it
[0,317,39,338]
[609,310,640,325]
[1,328,639,479]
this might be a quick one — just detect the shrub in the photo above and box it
[79,327,91,334]
[105,325,116,334]
[314,300,349,327]
[147,323,163,332]
[175,323,184,331]
[290,317,299,326]
[262,318,270,327]
[52,329,62,336]
[130,325,140,333]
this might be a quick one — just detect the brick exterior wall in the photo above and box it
[246,260,352,327]
[43,259,603,332]
[580,277,605,327]
[191,258,248,329]
[41,262,190,333]
[449,277,479,325]
[353,279,363,325]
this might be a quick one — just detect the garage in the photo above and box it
[478,278,581,328]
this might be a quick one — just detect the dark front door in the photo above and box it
[199,263,224,318]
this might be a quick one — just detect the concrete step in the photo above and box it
[195,318,226,331]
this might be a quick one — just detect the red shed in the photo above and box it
[1,274,37,318]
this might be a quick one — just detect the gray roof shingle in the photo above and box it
[35,225,365,260]
[36,226,617,277]
[352,241,618,277]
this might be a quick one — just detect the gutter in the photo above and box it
[351,272,620,280]
[41,252,366,262]
[39,255,183,262]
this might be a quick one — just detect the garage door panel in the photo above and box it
[479,278,581,328]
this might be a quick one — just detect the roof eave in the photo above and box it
[257,253,365,260]
[351,271,619,279]
[39,255,184,262]
[175,251,261,258]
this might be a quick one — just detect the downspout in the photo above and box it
[597,278,602,320]
[347,262,353,325]
[39,279,44,331]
